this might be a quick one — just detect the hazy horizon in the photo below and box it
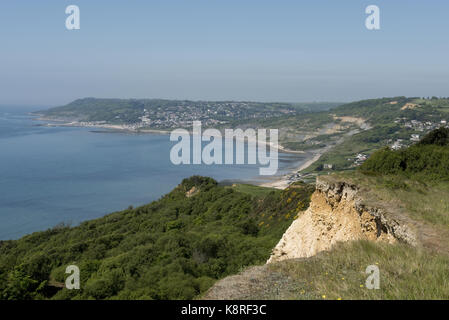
[4,95,446,110]
[1,97,347,109]
[1,1,449,105]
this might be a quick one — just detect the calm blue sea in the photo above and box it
[0,106,307,239]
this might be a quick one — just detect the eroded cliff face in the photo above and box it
[267,177,417,263]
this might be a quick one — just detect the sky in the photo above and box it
[0,0,448,106]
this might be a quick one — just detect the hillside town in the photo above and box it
[44,100,302,131]
[389,118,449,151]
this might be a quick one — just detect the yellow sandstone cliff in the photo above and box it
[267,176,417,263]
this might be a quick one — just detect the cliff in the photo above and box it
[267,176,417,263]
[203,130,449,300]
[202,174,449,300]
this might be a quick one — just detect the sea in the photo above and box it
[0,106,308,239]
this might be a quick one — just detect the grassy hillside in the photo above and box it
[360,127,449,180]
[204,129,449,300]
[304,97,449,173]
[0,177,314,300]
[258,170,449,299]
[206,240,449,300]
[36,98,339,126]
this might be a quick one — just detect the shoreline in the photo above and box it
[34,117,305,154]
[257,151,323,189]
[34,116,324,190]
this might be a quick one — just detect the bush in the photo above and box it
[0,176,314,300]
[418,127,449,146]
[360,129,449,181]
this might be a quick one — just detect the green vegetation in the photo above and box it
[333,96,410,122]
[347,174,449,232]
[270,165,449,300]
[305,97,449,172]
[418,127,449,146]
[214,135,449,300]
[36,98,340,127]
[306,124,413,172]
[36,96,449,157]
[40,98,150,123]
[266,241,449,300]
[209,128,449,300]
[0,177,314,300]
[360,128,449,181]
[10,99,449,301]
[212,167,449,300]
[224,183,281,198]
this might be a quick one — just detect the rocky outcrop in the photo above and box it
[267,177,417,263]
[185,186,199,197]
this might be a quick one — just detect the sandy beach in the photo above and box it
[258,151,323,189]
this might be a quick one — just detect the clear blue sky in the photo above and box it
[1,0,448,106]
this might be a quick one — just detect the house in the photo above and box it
[391,139,403,150]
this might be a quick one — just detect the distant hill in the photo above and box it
[303,97,449,172]
[34,96,449,165]
[34,98,341,128]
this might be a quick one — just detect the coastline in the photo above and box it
[35,117,172,134]
[34,117,304,154]
[257,151,323,189]
[34,116,323,190]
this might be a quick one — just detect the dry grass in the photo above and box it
[268,241,449,300]
[204,241,449,300]
[204,172,449,300]
[343,173,449,228]
[332,172,449,253]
